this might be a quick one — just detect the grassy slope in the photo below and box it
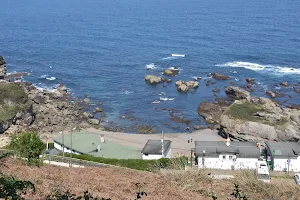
[0,83,29,123]
[2,159,299,200]
[225,101,288,126]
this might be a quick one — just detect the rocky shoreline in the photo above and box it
[1,55,300,143]
[0,56,98,136]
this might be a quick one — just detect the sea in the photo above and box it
[0,0,300,133]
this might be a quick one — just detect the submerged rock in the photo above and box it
[280,81,289,87]
[246,78,256,84]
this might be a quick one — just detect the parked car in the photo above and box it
[294,174,300,185]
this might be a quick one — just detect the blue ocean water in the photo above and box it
[0,0,300,132]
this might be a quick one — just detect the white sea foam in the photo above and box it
[46,77,56,81]
[120,89,133,95]
[34,83,57,92]
[39,74,48,78]
[171,53,185,57]
[217,61,300,75]
[146,63,157,70]
[161,56,175,60]
[160,97,175,101]
[217,61,266,71]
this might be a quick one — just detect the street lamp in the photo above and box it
[59,131,64,158]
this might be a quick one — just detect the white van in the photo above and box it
[256,160,270,183]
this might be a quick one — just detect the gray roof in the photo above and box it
[265,141,300,158]
[194,141,260,158]
[141,140,171,155]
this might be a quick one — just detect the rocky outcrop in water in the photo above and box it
[225,86,250,100]
[175,80,199,92]
[145,75,164,84]
[211,72,231,80]
[163,67,180,76]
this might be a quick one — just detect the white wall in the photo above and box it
[197,155,258,170]
[142,147,171,160]
[273,157,300,172]
[54,141,81,155]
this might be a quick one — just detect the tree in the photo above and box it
[10,131,45,165]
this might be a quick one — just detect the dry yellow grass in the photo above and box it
[1,159,209,200]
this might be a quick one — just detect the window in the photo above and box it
[222,155,226,160]
[229,155,233,160]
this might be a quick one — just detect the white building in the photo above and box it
[141,140,171,160]
[194,141,260,170]
[265,141,300,172]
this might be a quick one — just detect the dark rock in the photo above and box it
[57,84,67,93]
[135,124,156,134]
[213,88,220,93]
[197,102,228,124]
[120,115,126,119]
[288,104,300,110]
[206,80,211,86]
[225,86,250,100]
[170,117,192,125]
[293,87,300,94]
[88,118,100,125]
[266,90,276,98]
[93,107,104,113]
[246,85,255,92]
[211,72,231,80]
[176,80,199,92]
[229,81,236,85]
[166,79,172,83]
[246,78,255,84]
[280,82,289,87]
[193,125,204,130]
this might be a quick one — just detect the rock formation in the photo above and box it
[0,56,7,79]
[175,80,199,92]
[198,94,300,142]
[145,75,164,84]
[211,72,231,80]
[225,86,250,100]
[163,68,180,76]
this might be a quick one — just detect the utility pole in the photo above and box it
[61,131,65,158]
[161,131,164,158]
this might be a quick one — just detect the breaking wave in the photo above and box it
[217,61,300,75]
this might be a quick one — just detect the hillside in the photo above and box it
[1,159,299,200]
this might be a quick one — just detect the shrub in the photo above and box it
[9,131,45,166]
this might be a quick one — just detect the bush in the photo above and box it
[9,131,45,166]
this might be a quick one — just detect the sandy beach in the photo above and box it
[82,128,224,157]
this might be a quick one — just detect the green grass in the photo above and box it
[0,83,28,104]
[225,101,288,126]
[62,153,187,171]
[225,101,263,122]
[0,83,29,123]
[0,103,29,123]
